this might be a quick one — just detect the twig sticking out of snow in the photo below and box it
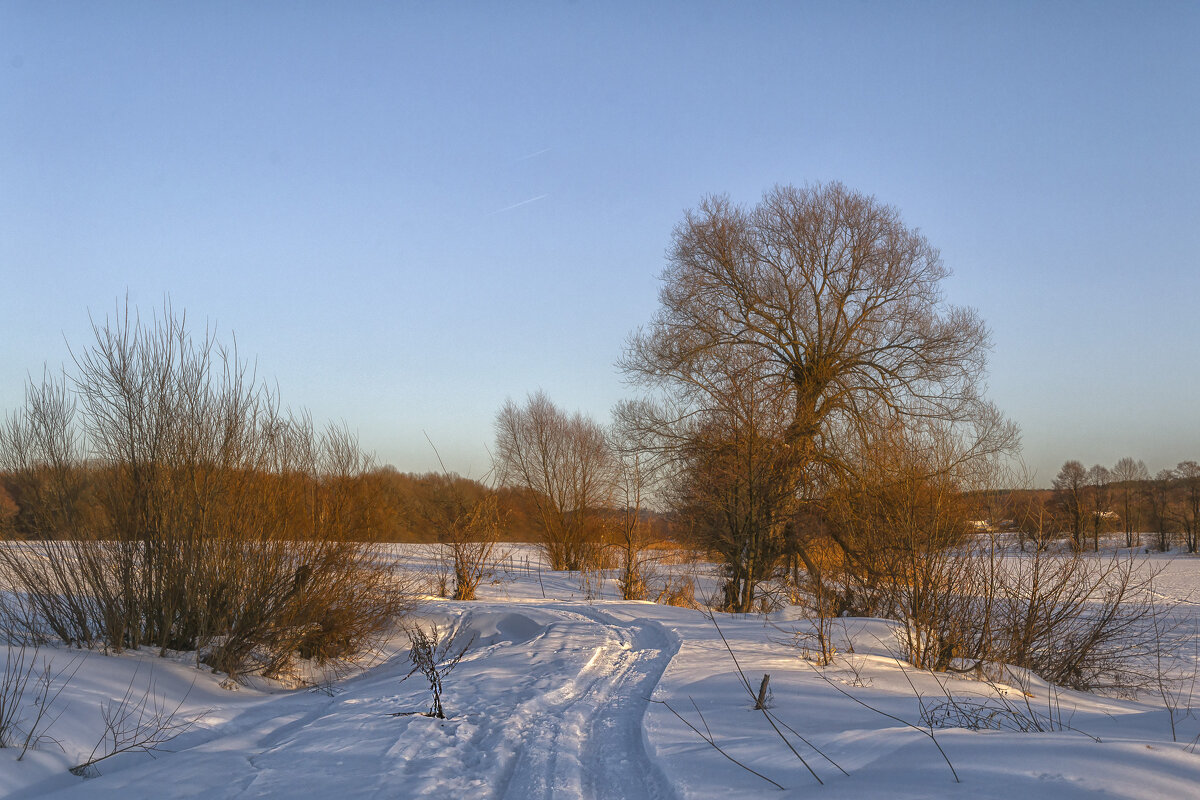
[648,696,786,791]
[70,664,203,778]
[2,643,83,759]
[796,645,961,783]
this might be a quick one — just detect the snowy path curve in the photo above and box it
[18,601,680,800]
[496,605,680,800]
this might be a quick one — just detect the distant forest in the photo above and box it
[0,467,672,545]
[5,461,1197,553]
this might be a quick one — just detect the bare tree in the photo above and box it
[621,182,1017,589]
[1053,461,1088,552]
[1112,457,1149,548]
[494,391,613,571]
[1144,470,1177,552]
[665,371,803,612]
[1175,461,1200,554]
[1087,464,1112,552]
[1011,492,1047,552]
[607,427,655,601]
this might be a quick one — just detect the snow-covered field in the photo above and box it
[4,546,1200,799]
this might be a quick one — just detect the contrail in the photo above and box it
[489,194,548,215]
[516,147,552,161]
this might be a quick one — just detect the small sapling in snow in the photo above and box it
[397,622,473,720]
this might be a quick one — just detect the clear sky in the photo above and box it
[2,2,1197,487]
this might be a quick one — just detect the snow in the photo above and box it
[4,546,1200,798]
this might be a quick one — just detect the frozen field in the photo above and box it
[4,545,1200,799]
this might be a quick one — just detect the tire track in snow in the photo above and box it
[15,603,680,800]
[495,605,680,800]
[576,611,680,800]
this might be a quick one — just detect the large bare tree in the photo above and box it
[620,183,1015,595]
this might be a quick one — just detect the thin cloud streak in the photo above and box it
[488,194,549,215]
[516,147,552,161]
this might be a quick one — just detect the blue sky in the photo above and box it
[2,2,1197,486]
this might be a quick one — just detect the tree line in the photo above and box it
[980,458,1200,554]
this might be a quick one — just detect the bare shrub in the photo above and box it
[422,544,452,598]
[613,527,650,602]
[0,305,408,681]
[0,485,17,536]
[840,537,1162,693]
[1149,603,1197,741]
[789,573,842,666]
[399,622,473,719]
[0,592,33,645]
[606,427,657,601]
[413,471,501,602]
[576,534,618,600]
[832,530,1163,692]
[988,549,1160,693]
[917,675,1090,738]
[819,424,1161,692]
[823,420,1000,672]
[1,643,42,749]
[1,643,81,759]
[654,574,698,609]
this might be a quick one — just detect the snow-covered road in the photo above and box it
[8,601,680,800]
[498,605,679,800]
